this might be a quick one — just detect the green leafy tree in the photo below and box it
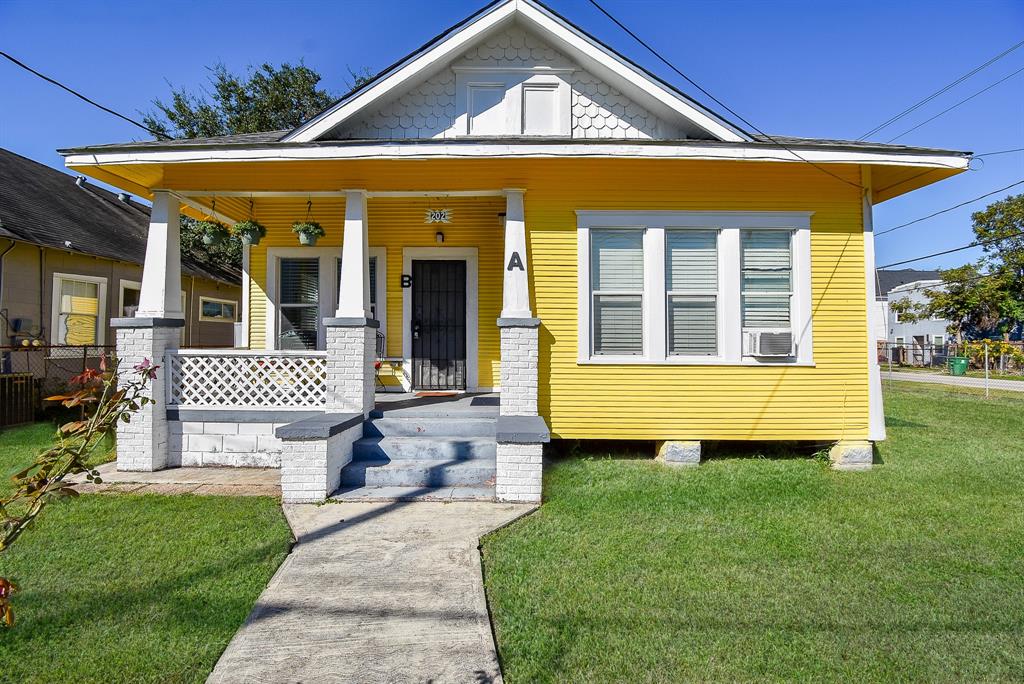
[143,62,337,139]
[144,62,373,270]
[894,194,1024,341]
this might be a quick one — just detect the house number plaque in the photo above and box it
[424,208,452,224]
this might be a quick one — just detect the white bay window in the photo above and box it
[577,211,813,365]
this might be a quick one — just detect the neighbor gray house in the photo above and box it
[885,276,950,364]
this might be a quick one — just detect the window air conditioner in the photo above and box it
[745,331,795,357]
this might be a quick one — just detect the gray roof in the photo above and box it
[0,148,239,284]
[876,269,943,297]
[58,132,970,157]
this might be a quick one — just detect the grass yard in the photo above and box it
[0,422,292,683]
[482,383,1024,682]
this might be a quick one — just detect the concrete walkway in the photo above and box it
[888,371,1024,392]
[208,500,533,684]
[71,461,281,496]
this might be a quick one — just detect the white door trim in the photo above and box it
[402,247,479,392]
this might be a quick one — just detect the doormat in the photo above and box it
[415,391,458,398]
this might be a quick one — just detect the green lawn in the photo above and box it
[482,384,1024,682]
[0,422,292,683]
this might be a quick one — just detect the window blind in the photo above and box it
[58,279,99,345]
[666,230,717,355]
[279,258,320,349]
[741,230,792,329]
[667,230,717,291]
[591,230,643,355]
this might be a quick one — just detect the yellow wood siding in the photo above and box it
[189,159,868,441]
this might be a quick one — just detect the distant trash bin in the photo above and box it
[948,356,968,376]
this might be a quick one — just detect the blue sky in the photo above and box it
[1,0,1021,270]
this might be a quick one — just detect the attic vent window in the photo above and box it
[454,68,571,137]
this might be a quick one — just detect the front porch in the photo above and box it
[111,188,548,503]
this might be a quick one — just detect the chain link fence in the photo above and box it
[878,340,1024,398]
[0,345,114,427]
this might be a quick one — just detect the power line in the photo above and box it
[877,229,1024,269]
[875,179,1024,237]
[0,50,168,140]
[858,38,1024,140]
[975,147,1024,157]
[585,0,862,190]
[886,65,1024,143]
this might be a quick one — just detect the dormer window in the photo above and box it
[454,68,572,136]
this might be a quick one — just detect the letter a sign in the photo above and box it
[507,251,525,272]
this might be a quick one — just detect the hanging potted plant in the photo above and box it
[232,219,267,246]
[292,220,325,246]
[196,220,230,246]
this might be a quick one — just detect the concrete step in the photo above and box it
[340,458,497,488]
[363,417,496,438]
[353,437,496,462]
[330,485,495,502]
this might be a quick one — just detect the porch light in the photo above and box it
[435,231,445,244]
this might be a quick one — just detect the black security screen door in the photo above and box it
[412,260,467,390]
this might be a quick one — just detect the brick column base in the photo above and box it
[111,317,182,472]
[498,317,540,416]
[324,318,378,416]
[496,442,543,503]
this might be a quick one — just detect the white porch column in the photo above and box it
[136,191,184,319]
[862,170,886,445]
[325,189,375,417]
[112,190,183,471]
[497,188,540,419]
[336,189,370,318]
[501,189,531,318]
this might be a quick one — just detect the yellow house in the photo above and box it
[60,0,968,503]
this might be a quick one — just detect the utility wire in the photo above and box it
[877,229,1024,269]
[586,0,862,190]
[0,50,168,139]
[886,65,1024,143]
[858,39,1024,140]
[876,179,1024,237]
[975,147,1024,157]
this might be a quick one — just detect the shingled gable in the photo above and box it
[282,0,751,143]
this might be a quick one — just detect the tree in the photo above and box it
[143,62,337,139]
[894,194,1024,340]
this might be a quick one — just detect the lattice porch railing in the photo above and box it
[166,350,328,409]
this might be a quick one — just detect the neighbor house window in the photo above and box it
[52,274,106,345]
[336,256,378,320]
[590,229,644,355]
[119,280,187,344]
[199,296,237,322]
[666,230,718,356]
[741,230,793,330]
[278,258,320,350]
[932,334,945,347]
[577,212,812,365]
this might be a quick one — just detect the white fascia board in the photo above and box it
[64,143,971,172]
[282,2,519,143]
[512,0,747,142]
